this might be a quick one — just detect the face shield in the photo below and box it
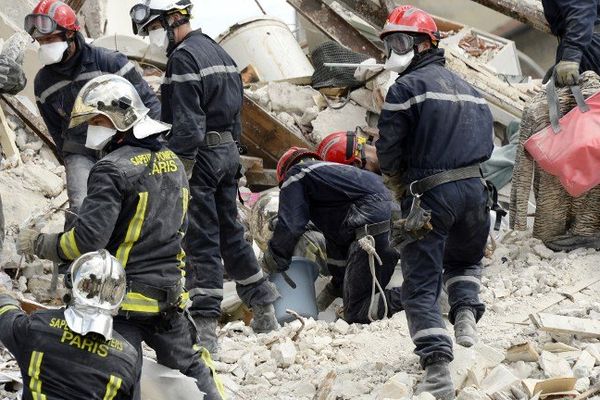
[64,250,126,340]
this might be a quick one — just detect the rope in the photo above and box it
[357,234,389,322]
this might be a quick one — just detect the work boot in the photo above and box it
[415,360,455,400]
[316,282,343,312]
[454,308,478,347]
[194,316,219,357]
[251,303,280,333]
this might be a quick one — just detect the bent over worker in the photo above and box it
[541,0,600,86]
[130,0,279,354]
[264,139,402,323]
[17,75,224,399]
[0,250,140,400]
[26,0,161,227]
[376,6,494,400]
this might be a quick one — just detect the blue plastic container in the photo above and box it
[270,256,320,324]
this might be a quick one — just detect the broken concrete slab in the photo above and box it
[379,372,414,399]
[531,313,600,338]
[538,351,574,378]
[450,343,505,389]
[522,377,577,398]
[456,386,488,400]
[271,339,297,368]
[573,351,596,379]
[506,342,540,362]
[310,103,368,143]
[23,165,64,198]
[543,342,579,353]
[267,82,324,114]
[333,318,350,335]
[480,364,519,395]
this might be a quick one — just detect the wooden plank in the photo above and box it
[0,95,61,162]
[287,0,384,60]
[0,103,19,165]
[468,0,550,34]
[531,313,600,338]
[245,168,278,188]
[241,95,312,169]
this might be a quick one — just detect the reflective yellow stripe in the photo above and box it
[181,187,189,224]
[179,291,190,309]
[120,292,160,314]
[177,249,186,276]
[59,229,81,260]
[28,351,46,400]
[103,375,122,400]
[116,192,149,267]
[195,345,226,399]
[0,305,19,315]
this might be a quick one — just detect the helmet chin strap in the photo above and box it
[161,14,190,55]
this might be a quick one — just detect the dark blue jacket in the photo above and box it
[161,30,243,160]
[269,161,393,269]
[542,0,600,73]
[34,34,161,158]
[376,49,493,182]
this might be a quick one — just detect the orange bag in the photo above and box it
[524,78,600,197]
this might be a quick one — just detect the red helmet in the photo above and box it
[25,0,80,37]
[276,147,321,184]
[317,131,362,165]
[380,5,439,42]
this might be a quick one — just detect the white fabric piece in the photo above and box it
[133,115,171,139]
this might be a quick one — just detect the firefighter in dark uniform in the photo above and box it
[130,0,279,354]
[26,0,161,227]
[264,137,402,323]
[376,7,494,400]
[541,0,600,86]
[17,75,224,400]
[0,250,140,400]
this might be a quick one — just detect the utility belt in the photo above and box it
[355,220,391,240]
[120,281,187,317]
[201,131,235,147]
[391,164,506,251]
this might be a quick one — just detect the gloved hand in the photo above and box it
[17,228,41,256]
[261,247,283,274]
[554,60,580,87]
[250,303,279,333]
[179,157,195,180]
[354,58,384,81]
[0,56,26,95]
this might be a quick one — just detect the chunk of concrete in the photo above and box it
[539,351,574,378]
[333,319,350,335]
[310,103,368,143]
[456,386,488,400]
[271,339,297,368]
[24,164,64,198]
[267,82,322,114]
[379,372,414,399]
[412,392,436,400]
[450,343,505,389]
[480,365,519,395]
[573,351,595,379]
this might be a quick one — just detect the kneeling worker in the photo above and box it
[264,133,402,323]
[0,250,140,399]
[17,74,224,399]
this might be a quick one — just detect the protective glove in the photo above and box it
[354,58,384,81]
[179,157,195,180]
[554,60,580,87]
[250,303,279,333]
[0,56,26,95]
[17,228,41,256]
[261,247,283,274]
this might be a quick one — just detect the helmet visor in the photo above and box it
[383,32,415,56]
[24,14,58,36]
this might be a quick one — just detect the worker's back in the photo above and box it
[0,307,139,400]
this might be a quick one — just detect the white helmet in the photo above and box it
[69,74,170,149]
[64,250,126,340]
[130,0,193,36]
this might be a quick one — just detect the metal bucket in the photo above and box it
[270,256,319,324]
[217,16,314,82]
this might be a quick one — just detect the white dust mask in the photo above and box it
[149,28,169,53]
[86,125,117,150]
[38,41,69,66]
[384,50,415,74]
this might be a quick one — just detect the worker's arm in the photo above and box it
[163,50,206,160]
[266,165,311,272]
[109,52,161,120]
[35,75,64,155]
[0,293,28,357]
[376,81,413,197]
[56,161,124,260]
[554,0,598,63]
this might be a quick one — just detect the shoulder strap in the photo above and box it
[546,75,590,134]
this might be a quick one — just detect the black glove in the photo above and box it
[261,247,284,274]
[554,60,580,87]
[0,56,26,95]
[179,157,195,180]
